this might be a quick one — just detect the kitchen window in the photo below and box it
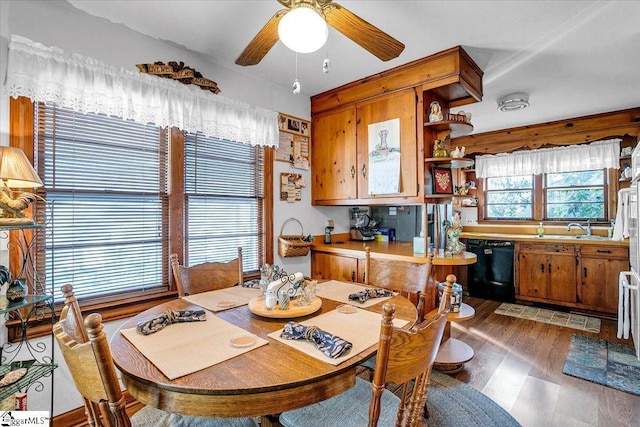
[10,98,271,312]
[477,139,619,222]
[483,170,607,221]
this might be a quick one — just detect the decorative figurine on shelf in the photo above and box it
[443,211,465,256]
[433,139,448,157]
[0,265,12,308]
[451,146,466,158]
[7,279,26,303]
[455,182,470,195]
[429,101,443,122]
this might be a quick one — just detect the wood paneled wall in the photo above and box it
[453,107,640,155]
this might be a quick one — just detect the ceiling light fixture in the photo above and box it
[497,93,530,112]
[278,4,328,54]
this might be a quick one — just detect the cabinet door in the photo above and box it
[579,246,629,313]
[310,252,358,282]
[356,89,418,200]
[516,244,577,304]
[311,107,357,203]
[517,250,548,298]
[546,252,578,303]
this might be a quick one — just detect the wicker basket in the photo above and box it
[278,217,312,257]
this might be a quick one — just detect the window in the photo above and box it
[483,170,607,221]
[31,101,270,305]
[485,175,533,219]
[545,170,605,219]
[184,132,265,270]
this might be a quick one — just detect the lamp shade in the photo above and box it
[0,146,43,188]
[278,6,328,54]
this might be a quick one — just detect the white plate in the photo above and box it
[229,333,257,348]
[337,304,358,314]
[217,300,237,308]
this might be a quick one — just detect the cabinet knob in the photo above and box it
[350,165,355,178]
[361,163,367,178]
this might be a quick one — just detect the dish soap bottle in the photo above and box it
[537,222,545,237]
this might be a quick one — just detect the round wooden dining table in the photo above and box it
[110,289,417,419]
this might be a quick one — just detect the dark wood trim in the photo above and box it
[264,147,275,265]
[168,127,185,275]
[454,107,640,155]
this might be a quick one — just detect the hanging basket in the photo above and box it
[278,217,312,257]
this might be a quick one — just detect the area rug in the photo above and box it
[495,302,601,333]
[360,367,521,427]
[562,334,640,396]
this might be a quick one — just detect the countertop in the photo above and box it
[459,231,629,247]
[311,236,477,265]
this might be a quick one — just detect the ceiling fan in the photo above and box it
[235,0,405,66]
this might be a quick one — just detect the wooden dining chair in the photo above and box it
[53,284,256,427]
[279,275,455,427]
[170,247,244,297]
[364,247,435,322]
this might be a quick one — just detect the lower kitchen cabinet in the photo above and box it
[578,245,629,313]
[515,242,629,314]
[310,251,363,283]
[516,243,577,304]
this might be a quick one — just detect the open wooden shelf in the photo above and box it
[424,120,473,138]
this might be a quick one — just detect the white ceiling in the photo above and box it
[66,0,640,135]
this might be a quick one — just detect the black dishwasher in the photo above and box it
[467,239,515,302]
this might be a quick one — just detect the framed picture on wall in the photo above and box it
[432,167,453,194]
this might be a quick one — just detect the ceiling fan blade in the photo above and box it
[323,3,404,61]
[235,9,288,66]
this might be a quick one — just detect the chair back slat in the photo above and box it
[170,248,243,297]
[53,285,132,427]
[364,248,434,322]
[368,273,454,427]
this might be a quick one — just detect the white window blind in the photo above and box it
[184,133,264,271]
[36,103,169,301]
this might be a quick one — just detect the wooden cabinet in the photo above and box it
[310,251,363,282]
[516,243,577,304]
[515,242,629,313]
[311,107,357,202]
[578,245,629,313]
[311,89,418,205]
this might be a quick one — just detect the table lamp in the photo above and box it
[0,146,43,225]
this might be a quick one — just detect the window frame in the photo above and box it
[478,169,615,224]
[8,97,274,338]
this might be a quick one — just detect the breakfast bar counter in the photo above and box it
[312,237,477,266]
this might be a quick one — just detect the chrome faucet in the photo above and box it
[567,219,592,236]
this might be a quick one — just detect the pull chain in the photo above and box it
[292,53,301,94]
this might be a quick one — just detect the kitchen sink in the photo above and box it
[538,234,610,240]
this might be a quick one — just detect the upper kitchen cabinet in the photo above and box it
[311,107,357,202]
[311,46,483,206]
[312,89,418,205]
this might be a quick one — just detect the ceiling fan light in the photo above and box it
[497,93,530,112]
[278,6,328,54]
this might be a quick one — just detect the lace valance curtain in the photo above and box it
[5,35,279,147]
[475,139,621,178]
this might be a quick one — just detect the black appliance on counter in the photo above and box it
[467,239,515,302]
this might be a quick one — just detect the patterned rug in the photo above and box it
[562,334,640,396]
[358,367,521,426]
[494,302,601,333]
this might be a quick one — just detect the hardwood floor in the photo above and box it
[447,297,640,427]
